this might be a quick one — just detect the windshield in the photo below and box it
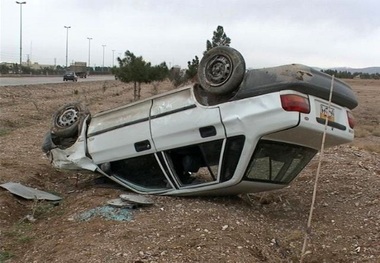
[244,140,317,184]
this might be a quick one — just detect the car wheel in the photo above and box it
[41,131,53,153]
[197,46,246,95]
[51,102,89,138]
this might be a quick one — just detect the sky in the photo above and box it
[1,0,380,69]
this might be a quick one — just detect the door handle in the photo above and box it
[134,140,151,152]
[199,126,217,138]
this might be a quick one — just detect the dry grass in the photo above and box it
[354,127,371,138]
[372,126,380,137]
[354,141,380,153]
[353,124,380,152]
[345,79,380,152]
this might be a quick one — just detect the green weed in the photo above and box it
[3,222,33,245]
[0,251,14,262]
[0,128,9,137]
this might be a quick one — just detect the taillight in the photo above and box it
[347,110,355,128]
[280,94,310,113]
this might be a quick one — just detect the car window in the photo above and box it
[164,139,224,186]
[110,154,171,191]
[220,136,245,182]
[244,140,317,184]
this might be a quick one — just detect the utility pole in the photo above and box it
[87,37,92,68]
[102,44,106,72]
[64,25,71,69]
[112,50,115,67]
[16,1,26,74]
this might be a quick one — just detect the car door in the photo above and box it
[150,88,225,151]
[87,100,154,164]
[150,88,226,187]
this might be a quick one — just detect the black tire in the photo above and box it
[197,46,246,95]
[51,102,89,138]
[41,131,53,153]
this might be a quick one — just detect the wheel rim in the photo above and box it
[56,107,79,128]
[205,54,232,87]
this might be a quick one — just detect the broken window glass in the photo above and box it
[244,140,317,184]
[109,154,171,191]
[220,136,245,182]
[164,139,223,186]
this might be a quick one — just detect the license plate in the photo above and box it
[320,104,335,122]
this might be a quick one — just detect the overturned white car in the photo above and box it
[43,47,357,196]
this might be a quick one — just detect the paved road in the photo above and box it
[0,75,115,86]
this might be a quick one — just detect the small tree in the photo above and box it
[116,51,149,100]
[185,56,199,81]
[116,51,169,100]
[149,62,169,81]
[168,67,187,87]
[0,64,10,74]
[148,62,169,94]
[185,25,232,83]
[205,25,231,53]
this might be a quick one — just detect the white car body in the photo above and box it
[46,63,357,196]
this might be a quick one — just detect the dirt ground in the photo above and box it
[0,78,379,263]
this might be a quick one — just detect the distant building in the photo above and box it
[0,61,56,74]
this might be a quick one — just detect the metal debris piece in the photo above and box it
[20,214,37,223]
[107,198,137,208]
[119,194,154,205]
[0,182,62,201]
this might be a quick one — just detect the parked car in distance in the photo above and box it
[43,46,358,196]
[63,72,78,82]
